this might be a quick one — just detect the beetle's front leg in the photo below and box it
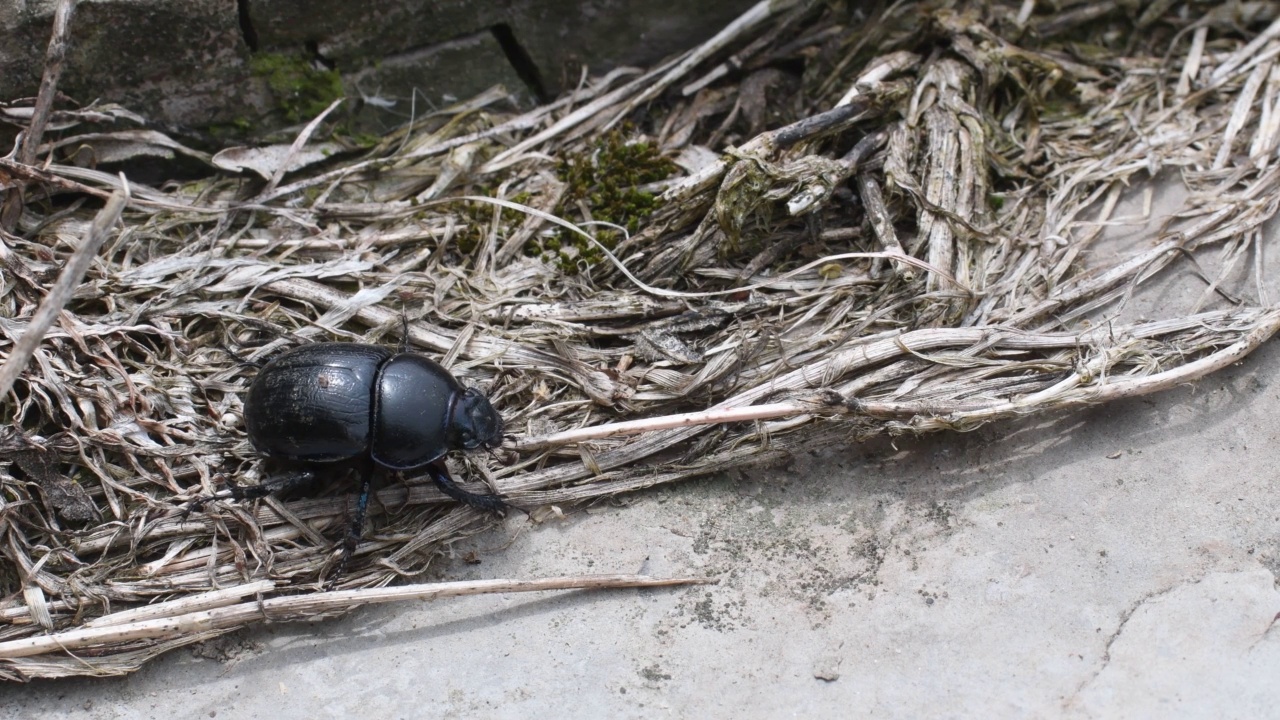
[183,470,318,516]
[427,460,508,514]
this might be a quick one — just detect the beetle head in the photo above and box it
[452,387,504,450]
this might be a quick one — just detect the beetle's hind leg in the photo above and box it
[427,460,508,514]
[183,470,317,516]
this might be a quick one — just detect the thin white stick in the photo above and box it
[513,401,811,451]
[83,580,277,628]
[0,574,705,660]
[1015,0,1036,27]
[1177,26,1208,96]
[1214,61,1271,170]
[483,0,792,171]
[259,97,344,197]
[836,51,919,107]
[611,0,788,117]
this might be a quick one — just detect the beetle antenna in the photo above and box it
[217,343,263,368]
[398,306,410,354]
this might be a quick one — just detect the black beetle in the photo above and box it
[197,342,507,571]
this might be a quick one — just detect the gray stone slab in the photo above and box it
[1,0,759,131]
[250,0,505,66]
[0,0,253,128]
[251,0,758,96]
[342,30,528,134]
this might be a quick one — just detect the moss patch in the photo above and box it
[250,53,345,125]
[524,127,676,273]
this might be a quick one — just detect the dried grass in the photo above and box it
[4,0,1280,680]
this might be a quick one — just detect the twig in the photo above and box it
[83,580,277,628]
[258,97,344,198]
[1,0,78,231]
[17,0,78,166]
[483,0,797,171]
[0,574,708,660]
[622,0,777,111]
[659,80,895,209]
[0,184,128,399]
[513,401,817,451]
[858,173,913,279]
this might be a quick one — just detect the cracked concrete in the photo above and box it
[1075,568,1274,712]
[1069,570,1280,717]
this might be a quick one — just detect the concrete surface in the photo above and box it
[3,335,1279,717]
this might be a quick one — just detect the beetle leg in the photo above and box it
[183,470,317,516]
[427,460,508,514]
[398,307,410,354]
[231,470,319,500]
[331,460,377,584]
[217,343,264,368]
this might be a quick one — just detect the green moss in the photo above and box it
[523,127,676,273]
[250,53,345,124]
[331,123,383,149]
[207,116,253,140]
[453,194,522,256]
[302,185,324,205]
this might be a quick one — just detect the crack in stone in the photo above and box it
[236,0,258,52]
[490,23,550,104]
[1064,578,1198,709]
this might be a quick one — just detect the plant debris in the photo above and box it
[3,0,1280,680]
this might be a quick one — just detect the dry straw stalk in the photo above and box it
[3,0,1280,680]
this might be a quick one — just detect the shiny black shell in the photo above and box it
[244,342,465,469]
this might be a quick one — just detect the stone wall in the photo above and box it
[1,0,757,134]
